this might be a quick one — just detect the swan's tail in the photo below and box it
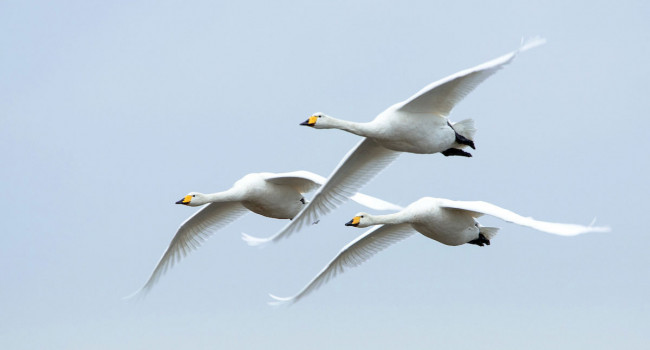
[452,119,477,142]
[479,225,499,240]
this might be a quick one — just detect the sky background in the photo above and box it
[2,0,649,349]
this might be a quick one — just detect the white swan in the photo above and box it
[269,197,610,305]
[243,37,546,247]
[130,171,401,296]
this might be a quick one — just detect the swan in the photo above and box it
[269,197,610,305]
[130,171,401,296]
[242,37,546,247]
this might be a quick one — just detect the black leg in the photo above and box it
[455,133,476,149]
[447,121,475,149]
[442,148,472,157]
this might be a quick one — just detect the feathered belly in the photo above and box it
[413,211,479,246]
[242,187,304,219]
[243,200,302,219]
[373,124,455,154]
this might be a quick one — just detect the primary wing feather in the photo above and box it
[438,199,610,236]
[269,223,415,305]
[135,201,248,295]
[243,138,400,246]
[397,37,546,115]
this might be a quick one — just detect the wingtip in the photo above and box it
[241,232,271,247]
[519,36,547,52]
[585,217,611,233]
[566,224,611,236]
[591,226,612,233]
[122,287,147,302]
[268,293,294,307]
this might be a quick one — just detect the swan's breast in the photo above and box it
[240,180,303,219]
[412,205,479,246]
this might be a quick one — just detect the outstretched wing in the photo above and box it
[130,202,248,296]
[396,37,546,115]
[269,223,415,305]
[242,139,400,246]
[264,170,402,211]
[437,198,611,236]
[263,171,326,193]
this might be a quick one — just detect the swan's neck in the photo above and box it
[368,212,406,226]
[204,188,241,202]
[325,117,374,137]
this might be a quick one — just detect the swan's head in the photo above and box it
[175,192,207,207]
[300,112,332,129]
[345,212,371,228]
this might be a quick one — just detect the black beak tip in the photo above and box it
[175,199,185,204]
[299,120,311,126]
[344,220,354,226]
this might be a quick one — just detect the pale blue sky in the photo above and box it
[2,1,649,349]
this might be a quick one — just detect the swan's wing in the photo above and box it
[269,223,415,305]
[130,202,248,296]
[396,37,546,115]
[348,192,403,211]
[265,171,402,211]
[242,138,400,246]
[437,199,611,236]
[263,171,326,193]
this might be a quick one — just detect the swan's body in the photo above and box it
[244,38,545,246]
[223,173,303,219]
[308,110,457,154]
[270,197,610,305]
[130,171,401,296]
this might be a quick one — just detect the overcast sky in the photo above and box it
[2,1,649,349]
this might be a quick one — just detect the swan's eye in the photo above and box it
[192,195,196,197]
[360,215,364,218]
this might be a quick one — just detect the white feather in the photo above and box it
[437,199,611,236]
[243,139,401,246]
[269,223,415,306]
[270,196,610,303]
[129,170,401,296]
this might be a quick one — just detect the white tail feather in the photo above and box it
[452,119,476,141]
[479,226,500,240]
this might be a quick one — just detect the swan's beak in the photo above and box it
[176,195,192,205]
[300,116,317,127]
[345,216,361,227]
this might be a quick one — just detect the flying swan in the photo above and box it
[129,171,401,296]
[243,37,546,247]
[269,197,610,305]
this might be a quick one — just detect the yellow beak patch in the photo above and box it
[307,116,318,125]
[351,216,361,225]
[182,195,192,204]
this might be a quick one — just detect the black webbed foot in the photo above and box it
[467,233,490,247]
[442,148,472,157]
[455,133,475,149]
[447,121,475,149]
